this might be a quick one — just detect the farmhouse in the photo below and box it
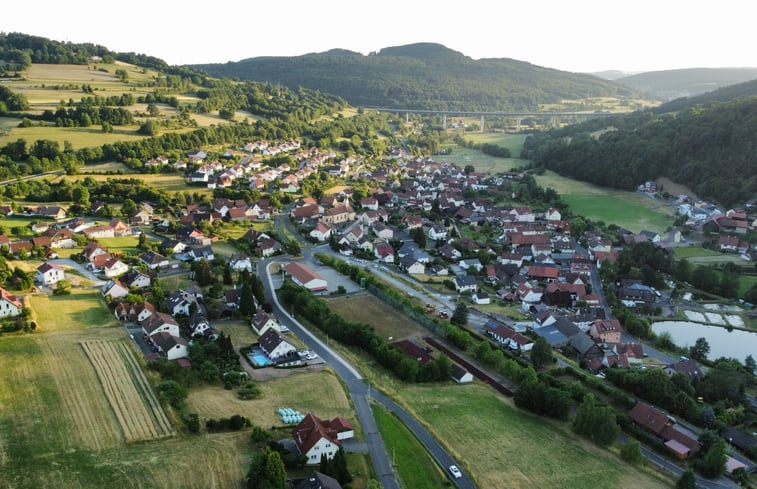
[0,287,23,317]
[284,262,328,292]
[35,262,65,286]
[292,413,354,465]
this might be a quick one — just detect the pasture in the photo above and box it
[534,171,675,233]
[371,404,448,489]
[326,292,427,341]
[397,382,669,489]
[0,123,146,149]
[438,146,528,174]
[82,340,173,442]
[464,132,528,156]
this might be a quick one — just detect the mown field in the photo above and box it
[535,170,675,233]
[371,404,449,489]
[29,289,117,332]
[438,145,527,174]
[463,132,529,156]
[326,292,427,341]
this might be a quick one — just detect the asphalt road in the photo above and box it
[259,257,474,489]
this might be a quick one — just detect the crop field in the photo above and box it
[82,340,173,442]
[371,404,448,489]
[326,292,427,341]
[397,382,669,489]
[186,368,355,430]
[30,289,118,332]
[534,171,675,233]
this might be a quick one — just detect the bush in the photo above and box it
[206,414,251,432]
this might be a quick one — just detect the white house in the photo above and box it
[252,311,280,336]
[229,254,253,272]
[0,288,22,318]
[309,222,334,242]
[428,225,448,241]
[292,414,354,465]
[258,328,297,360]
[101,279,129,299]
[151,332,188,360]
[35,262,65,286]
[451,364,474,383]
[545,208,562,221]
[284,262,328,292]
[453,275,478,293]
[472,291,491,305]
[142,312,181,339]
[103,257,129,278]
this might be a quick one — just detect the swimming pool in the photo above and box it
[250,353,271,367]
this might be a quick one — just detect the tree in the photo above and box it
[239,281,256,317]
[675,469,696,489]
[193,259,213,287]
[146,103,160,117]
[53,279,72,295]
[121,198,137,217]
[247,445,286,489]
[464,164,475,175]
[71,185,90,206]
[529,336,553,370]
[573,394,620,447]
[411,226,426,248]
[138,120,159,136]
[744,354,756,376]
[223,263,233,285]
[620,440,643,466]
[138,232,148,251]
[286,240,301,256]
[451,301,468,326]
[696,438,727,478]
[570,216,587,240]
[690,337,710,361]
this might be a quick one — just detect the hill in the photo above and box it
[590,70,641,81]
[616,67,757,101]
[193,42,643,111]
[656,77,757,112]
[521,96,757,207]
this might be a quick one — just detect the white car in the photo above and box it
[305,352,318,360]
[449,465,462,479]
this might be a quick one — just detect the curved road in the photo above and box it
[258,258,475,489]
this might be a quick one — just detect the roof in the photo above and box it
[391,339,433,365]
[296,472,343,489]
[527,265,559,279]
[151,331,187,352]
[0,287,22,309]
[629,402,670,436]
[723,426,757,451]
[284,262,325,285]
[665,358,704,381]
[454,275,478,287]
[258,328,292,354]
[292,413,351,455]
[450,364,471,381]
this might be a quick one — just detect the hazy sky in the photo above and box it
[4,0,755,73]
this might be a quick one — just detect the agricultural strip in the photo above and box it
[81,340,173,442]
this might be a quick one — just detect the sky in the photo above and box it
[4,0,756,73]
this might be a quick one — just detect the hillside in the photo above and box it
[521,96,757,207]
[656,77,757,112]
[193,43,643,111]
[617,67,757,101]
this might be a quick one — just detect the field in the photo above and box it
[0,124,146,149]
[397,382,669,489]
[534,171,675,233]
[82,340,173,442]
[326,292,427,341]
[186,368,355,430]
[438,145,527,174]
[673,246,723,259]
[371,404,448,489]
[29,289,118,332]
[463,132,528,156]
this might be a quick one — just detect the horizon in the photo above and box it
[4,0,757,73]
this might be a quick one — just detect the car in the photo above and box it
[305,352,318,360]
[449,465,462,479]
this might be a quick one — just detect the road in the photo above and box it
[49,258,105,286]
[258,257,474,489]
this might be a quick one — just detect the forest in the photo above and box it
[521,96,757,207]
[194,42,639,111]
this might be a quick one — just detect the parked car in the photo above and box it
[449,465,462,479]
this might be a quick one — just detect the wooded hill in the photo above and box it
[193,43,641,111]
[616,67,757,101]
[522,94,757,208]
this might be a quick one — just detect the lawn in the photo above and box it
[371,404,449,489]
[214,319,259,347]
[673,246,723,259]
[186,368,356,431]
[396,382,669,489]
[437,146,528,174]
[96,235,143,254]
[326,292,427,341]
[534,171,675,233]
[29,289,118,332]
[471,302,529,320]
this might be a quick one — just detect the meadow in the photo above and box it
[535,171,675,233]
[438,145,527,174]
[326,292,427,341]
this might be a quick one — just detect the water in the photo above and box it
[652,321,757,363]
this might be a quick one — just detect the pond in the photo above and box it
[652,321,757,363]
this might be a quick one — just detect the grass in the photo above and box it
[371,404,449,489]
[326,292,427,341]
[396,382,670,489]
[29,289,118,332]
[437,145,528,174]
[186,368,355,431]
[463,132,529,156]
[534,171,675,233]
[471,302,529,320]
[673,246,723,259]
[214,319,259,347]
[95,235,142,254]
[0,124,146,149]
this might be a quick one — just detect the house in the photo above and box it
[101,279,129,299]
[188,313,214,338]
[160,238,187,255]
[252,311,280,336]
[450,364,474,383]
[140,251,170,270]
[142,312,181,339]
[391,339,433,365]
[371,222,393,240]
[109,218,132,236]
[428,225,448,241]
[619,282,656,308]
[471,291,490,305]
[292,414,354,465]
[102,256,129,278]
[374,242,395,263]
[398,255,425,275]
[35,262,65,286]
[121,270,151,289]
[83,225,115,239]
[189,246,214,262]
[229,253,253,272]
[114,301,155,323]
[459,259,483,272]
[258,328,297,360]
[258,239,283,257]
[151,332,189,360]
[360,197,379,211]
[629,402,700,459]
[284,262,328,292]
[534,317,581,348]
[0,287,23,317]
[309,222,334,242]
[527,265,559,282]
[454,275,478,293]
[589,319,623,344]
[664,358,705,382]
[485,320,534,351]
[166,289,197,316]
[320,204,355,225]
[296,472,343,489]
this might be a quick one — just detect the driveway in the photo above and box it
[49,258,105,286]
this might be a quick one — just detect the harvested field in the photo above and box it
[327,292,426,340]
[82,340,173,442]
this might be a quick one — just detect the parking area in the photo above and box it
[123,322,152,356]
[311,264,362,294]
